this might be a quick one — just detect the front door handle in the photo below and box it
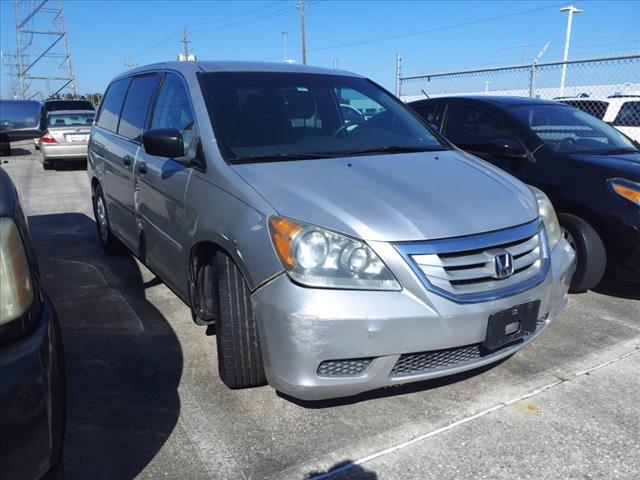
[137,162,148,176]
[123,156,132,167]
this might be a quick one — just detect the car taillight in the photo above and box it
[40,132,56,143]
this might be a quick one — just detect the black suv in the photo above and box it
[409,96,640,291]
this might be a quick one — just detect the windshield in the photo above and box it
[199,72,445,162]
[510,104,638,155]
[47,112,94,127]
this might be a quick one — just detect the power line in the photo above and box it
[267,3,566,59]
[187,1,286,28]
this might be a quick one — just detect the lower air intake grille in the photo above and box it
[317,358,373,377]
[391,344,483,377]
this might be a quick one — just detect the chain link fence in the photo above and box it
[399,55,640,127]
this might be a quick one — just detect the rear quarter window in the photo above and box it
[96,78,131,133]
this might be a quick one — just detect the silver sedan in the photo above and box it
[39,109,94,170]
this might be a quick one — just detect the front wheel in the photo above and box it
[559,213,607,292]
[215,253,267,389]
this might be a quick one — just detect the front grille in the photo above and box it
[391,344,483,377]
[317,358,373,377]
[395,219,549,302]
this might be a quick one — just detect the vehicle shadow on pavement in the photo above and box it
[307,460,378,479]
[48,159,88,171]
[280,361,504,409]
[593,276,640,301]
[1,147,31,157]
[27,212,183,480]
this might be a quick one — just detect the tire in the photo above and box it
[0,146,11,156]
[214,253,266,389]
[559,213,607,293]
[42,156,53,170]
[92,185,124,254]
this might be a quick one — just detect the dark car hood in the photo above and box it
[571,152,640,181]
[232,150,538,242]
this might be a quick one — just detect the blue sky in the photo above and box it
[1,0,638,98]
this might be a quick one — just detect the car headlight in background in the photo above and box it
[528,186,562,250]
[609,178,640,206]
[269,216,400,290]
[0,218,34,324]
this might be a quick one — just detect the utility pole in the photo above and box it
[559,5,583,96]
[182,27,190,59]
[125,56,136,69]
[332,58,339,70]
[178,28,196,61]
[281,31,288,63]
[529,41,550,98]
[519,43,528,64]
[395,53,402,98]
[298,1,307,65]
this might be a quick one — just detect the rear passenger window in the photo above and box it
[96,78,130,133]
[118,74,159,142]
[150,74,195,152]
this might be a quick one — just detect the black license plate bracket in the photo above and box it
[484,300,540,351]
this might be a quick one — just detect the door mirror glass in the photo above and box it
[0,100,42,140]
[142,128,185,158]
[487,138,527,159]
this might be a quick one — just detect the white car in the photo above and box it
[560,96,640,142]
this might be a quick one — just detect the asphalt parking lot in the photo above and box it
[2,141,639,480]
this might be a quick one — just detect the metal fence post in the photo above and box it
[529,62,536,98]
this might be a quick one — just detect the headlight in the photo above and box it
[528,186,562,250]
[609,178,640,206]
[269,216,400,290]
[0,218,34,324]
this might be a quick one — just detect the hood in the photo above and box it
[232,151,538,242]
[571,151,640,181]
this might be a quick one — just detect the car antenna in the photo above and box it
[421,89,430,99]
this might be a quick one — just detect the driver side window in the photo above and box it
[444,105,518,151]
[151,73,195,152]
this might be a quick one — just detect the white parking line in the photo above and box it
[309,346,640,480]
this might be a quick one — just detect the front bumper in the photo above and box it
[40,142,88,159]
[253,238,575,401]
[605,211,640,276]
[0,300,64,480]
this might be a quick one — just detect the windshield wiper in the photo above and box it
[338,145,446,157]
[595,147,639,155]
[228,152,336,164]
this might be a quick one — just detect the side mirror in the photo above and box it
[487,138,527,159]
[142,128,184,158]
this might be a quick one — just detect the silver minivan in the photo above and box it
[88,61,576,400]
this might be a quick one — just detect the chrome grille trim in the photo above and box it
[395,219,550,303]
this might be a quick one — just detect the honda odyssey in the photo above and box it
[88,62,575,400]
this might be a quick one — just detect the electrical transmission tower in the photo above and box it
[4,0,77,100]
